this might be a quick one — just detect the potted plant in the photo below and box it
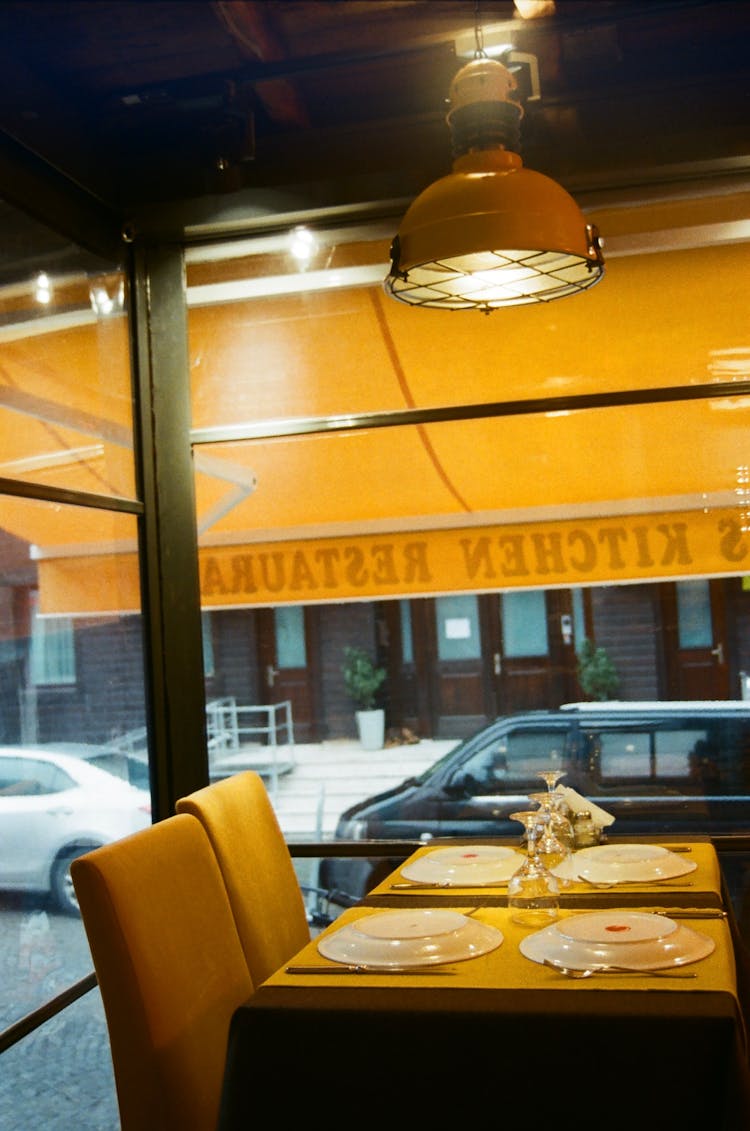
[576,638,620,701]
[342,646,387,750]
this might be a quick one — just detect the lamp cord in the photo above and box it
[473,0,487,58]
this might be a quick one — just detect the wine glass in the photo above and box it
[507,810,560,927]
[536,768,566,793]
[531,789,575,850]
[528,791,573,887]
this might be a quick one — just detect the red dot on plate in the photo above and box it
[605,924,630,933]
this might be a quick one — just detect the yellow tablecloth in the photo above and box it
[267,903,737,998]
[221,888,750,1131]
[365,838,723,908]
[221,834,749,1131]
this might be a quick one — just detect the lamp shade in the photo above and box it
[384,57,604,311]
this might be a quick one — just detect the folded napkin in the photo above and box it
[555,785,616,829]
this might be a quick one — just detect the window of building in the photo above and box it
[29,593,76,686]
[502,591,549,657]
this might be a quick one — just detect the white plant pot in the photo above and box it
[355,708,385,751]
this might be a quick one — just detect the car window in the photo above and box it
[0,757,73,796]
[456,727,569,794]
[581,717,750,793]
[87,751,150,790]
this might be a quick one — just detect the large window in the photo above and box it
[184,212,750,932]
[0,198,148,1129]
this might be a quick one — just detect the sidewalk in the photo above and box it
[262,737,461,839]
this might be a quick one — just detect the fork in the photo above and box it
[543,958,696,979]
[576,875,694,889]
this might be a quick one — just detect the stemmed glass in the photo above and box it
[528,792,573,887]
[507,810,560,927]
[536,768,566,793]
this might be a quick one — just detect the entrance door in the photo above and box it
[487,589,579,714]
[406,590,581,739]
[661,579,730,699]
[257,605,320,742]
[430,594,490,738]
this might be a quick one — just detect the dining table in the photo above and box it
[218,837,750,1130]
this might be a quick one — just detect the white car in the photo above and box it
[0,746,152,914]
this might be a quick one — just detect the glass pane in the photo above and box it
[0,203,134,499]
[202,611,215,677]
[193,402,750,597]
[572,588,585,650]
[458,727,567,790]
[186,230,748,419]
[0,985,119,1129]
[400,599,414,664]
[0,495,150,1032]
[29,591,75,685]
[436,594,480,660]
[502,590,549,657]
[187,224,750,940]
[677,579,713,648]
[597,731,652,778]
[276,605,306,668]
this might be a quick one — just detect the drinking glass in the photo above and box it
[533,789,575,848]
[536,768,566,793]
[507,810,560,927]
[528,791,574,887]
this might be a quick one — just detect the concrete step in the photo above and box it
[263,738,459,838]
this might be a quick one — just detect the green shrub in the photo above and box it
[342,646,386,710]
[577,638,619,701]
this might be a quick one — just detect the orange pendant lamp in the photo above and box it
[384,56,604,312]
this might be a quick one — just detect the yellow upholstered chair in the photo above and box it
[176,770,311,984]
[71,813,254,1131]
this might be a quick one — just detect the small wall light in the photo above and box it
[384,55,603,312]
[35,272,52,305]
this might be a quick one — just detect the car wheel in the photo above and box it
[51,848,90,915]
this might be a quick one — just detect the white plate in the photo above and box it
[555,910,679,945]
[400,844,522,886]
[520,916,714,971]
[552,843,697,884]
[317,909,504,968]
[352,908,469,940]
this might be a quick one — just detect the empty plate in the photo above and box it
[520,912,714,971]
[318,908,504,968]
[400,844,521,885]
[555,843,697,884]
[554,910,679,945]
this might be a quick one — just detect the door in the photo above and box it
[430,594,489,738]
[256,605,321,742]
[490,589,578,713]
[660,579,730,699]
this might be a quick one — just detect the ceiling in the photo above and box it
[0,0,748,217]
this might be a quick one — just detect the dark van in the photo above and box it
[320,700,750,901]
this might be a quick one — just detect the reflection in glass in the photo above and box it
[0,198,133,498]
[502,590,549,657]
[677,579,713,648]
[437,594,480,661]
[276,604,306,668]
[0,496,149,1029]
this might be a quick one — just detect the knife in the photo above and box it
[653,909,727,920]
[389,880,508,889]
[285,964,455,975]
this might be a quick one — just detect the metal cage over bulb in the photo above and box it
[384,57,604,312]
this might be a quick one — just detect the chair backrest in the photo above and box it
[71,813,254,1131]
[176,770,311,984]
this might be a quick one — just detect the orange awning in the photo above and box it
[4,192,750,613]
